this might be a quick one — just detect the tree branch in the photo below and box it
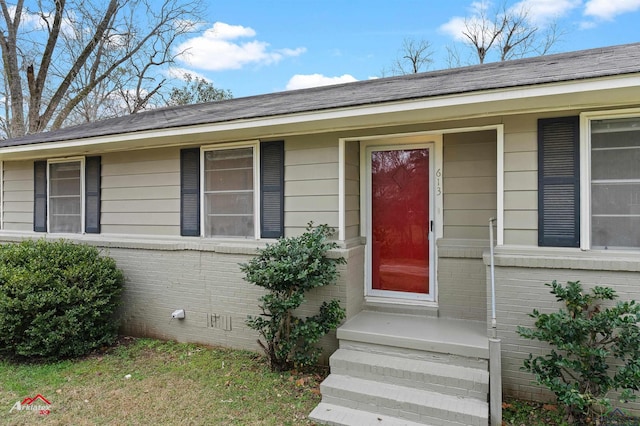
[38,0,119,132]
[30,0,66,120]
[0,0,26,136]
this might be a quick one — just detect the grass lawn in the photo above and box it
[0,338,323,425]
[502,398,640,425]
[502,399,570,425]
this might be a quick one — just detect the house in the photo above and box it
[1,42,640,425]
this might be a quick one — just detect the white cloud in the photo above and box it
[470,1,490,15]
[440,0,580,39]
[211,22,256,39]
[439,16,468,41]
[9,5,77,39]
[511,0,581,24]
[584,0,640,20]
[176,22,305,71]
[285,74,358,91]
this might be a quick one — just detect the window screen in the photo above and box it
[591,117,640,249]
[203,147,254,237]
[49,161,82,233]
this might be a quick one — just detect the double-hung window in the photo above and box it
[180,141,284,239]
[34,156,101,234]
[538,112,640,251]
[203,146,256,237]
[586,115,640,250]
[49,159,83,233]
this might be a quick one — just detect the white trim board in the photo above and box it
[1,75,638,159]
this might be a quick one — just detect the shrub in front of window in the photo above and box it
[517,280,640,424]
[0,239,124,360]
[241,223,346,372]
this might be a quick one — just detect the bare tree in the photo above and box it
[497,4,560,61]
[391,37,434,75]
[456,1,562,65]
[0,0,203,138]
[462,3,506,64]
[0,70,10,137]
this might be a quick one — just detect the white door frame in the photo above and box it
[361,135,443,303]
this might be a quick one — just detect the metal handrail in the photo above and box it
[489,217,497,339]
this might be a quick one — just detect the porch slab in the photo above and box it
[337,311,489,359]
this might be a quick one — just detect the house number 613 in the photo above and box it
[436,168,442,196]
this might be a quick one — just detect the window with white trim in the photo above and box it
[49,160,83,233]
[33,156,101,234]
[203,146,255,237]
[179,141,284,239]
[590,117,640,249]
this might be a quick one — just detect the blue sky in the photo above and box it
[172,0,640,98]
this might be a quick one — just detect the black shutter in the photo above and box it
[180,148,200,236]
[260,141,284,238]
[85,156,101,233]
[33,161,47,232]
[538,116,580,247]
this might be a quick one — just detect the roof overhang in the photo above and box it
[1,73,639,161]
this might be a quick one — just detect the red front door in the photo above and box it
[370,147,431,296]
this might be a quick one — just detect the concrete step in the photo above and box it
[338,340,489,370]
[309,311,492,425]
[309,402,428,426]
[329,348,488,400]
[317,374,489,426]
[337,311,489,360]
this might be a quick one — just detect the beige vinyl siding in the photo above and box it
[284,136,339,236]
[101,148,180,235]
[500,111,590,246]
[3,161,33,231]
[344,140,360,240]
[442,131,497,240]
[502,115,538,245]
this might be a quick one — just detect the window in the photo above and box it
[539,113,640,251]
[49,160,82,233]
[590,117,640,249]
[180,141,284,239]
[34,157,101,234]
[204,146,255,237]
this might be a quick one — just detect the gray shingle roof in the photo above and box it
[3,42,640,148]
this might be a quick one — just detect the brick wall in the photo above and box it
[111,247,264,350]
[437,239,488,321]
[488,247,640,412]
[0,235,357,362]
[106,244,357,361]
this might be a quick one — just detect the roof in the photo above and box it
[3,42,640,148]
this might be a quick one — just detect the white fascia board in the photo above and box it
[1,74,639,157]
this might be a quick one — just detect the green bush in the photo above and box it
[241,223,346,372]
[0,239,124,360]
[517,280,640,424]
